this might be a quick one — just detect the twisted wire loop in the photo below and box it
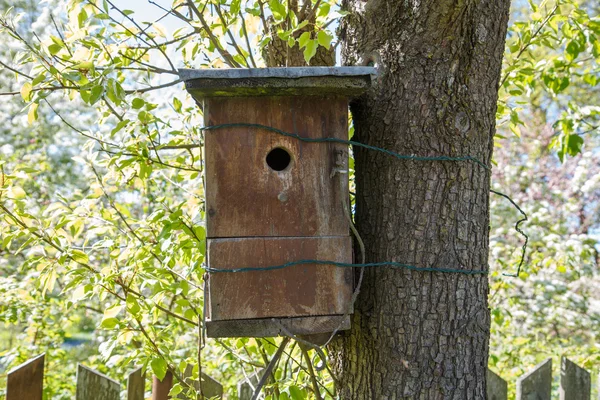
[200,122,528,278]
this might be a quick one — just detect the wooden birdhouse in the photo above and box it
[181,67,376,338]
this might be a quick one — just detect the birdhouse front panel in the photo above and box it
[204,96,350,238]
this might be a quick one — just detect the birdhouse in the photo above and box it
[181,67,376,338]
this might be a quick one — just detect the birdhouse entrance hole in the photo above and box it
[266,147,291,171]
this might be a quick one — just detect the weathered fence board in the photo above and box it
[560,357,591,400]
[6,353,44,400]
[76,364,120,400]
[152,371,174,400]
[516,358,552,400]
[487,368,507,400]
[238,370,263,400]
[177,364,224,399]
[127,367,145,400]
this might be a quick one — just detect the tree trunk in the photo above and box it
[331,0,511,398]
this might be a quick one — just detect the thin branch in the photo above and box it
[0,60,34,80]
[186,0,242,67]
[251,338,291,400]
[215,3,248,66]
[301,347,324,400]
[500,4,559,87]
[240,12,258,68]
[124,78,182,94]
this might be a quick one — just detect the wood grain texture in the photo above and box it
[6,353,44,400]
[207,236,352,321]
[127,367,145,400]
[206,315,350,338]
[204,95,349,238]
[152,372,173,400]
[76,364,120,400]
[177,364,223,399]
[516,358,552,400]
[486,369,507,400]
[560,357,591,400]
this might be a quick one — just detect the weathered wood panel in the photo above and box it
[177,364,223,399]
[76,364,120,400]
[206,314,350,338]
[559,357,590,400]
[204,95,349,238]
[487,368,507,400]
[6,353,44,400]
[152,372,173,400]
[516,358,552,400]
[127,367,145,400]
[208,236,352,321]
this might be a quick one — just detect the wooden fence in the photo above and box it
[3,354,223,399]
[2,354,595,399]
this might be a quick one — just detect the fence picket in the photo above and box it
[75,364,120,400]
[487,368,507,400]
[516,358,552,400]
[560,357,591,400]
[6,353,44,400]
[177,364,224,399]
[238,370,264,400]
[152,371,174,400]
[127,367,145,400]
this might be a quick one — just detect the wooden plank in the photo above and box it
[127,367,145,400]
[206,314,350,338]
[487,368,507,400]
[208,236,353,321]
[177,364,223,399]
[516,358,552,400]
[152,371,173,400]
[560,357,590,400]
[6,353,44,400]
[204,95,350,238]
[76,364,120,400]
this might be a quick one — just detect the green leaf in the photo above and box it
[101,317,119,329]
[89,85,104,105]
[231,0,242,15]
[151,357,168,381]
[317,3,330,17]
[566,134,584,157]
[20,82,32,101]
[289,386,306,400]
[8,186,26,199]
[132,98,145,109]
[303,39,318,63]
[173,97,182,112]
[269,0,286,20]
[126,293,141,315]
[27,103,38,124]
[48,43,62,55]
[71,249,89,264]
[298,31,311,49]
[317,30,332,49]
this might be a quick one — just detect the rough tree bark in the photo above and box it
[331,0,511,399]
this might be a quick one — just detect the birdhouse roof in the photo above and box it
[179,66,376,98]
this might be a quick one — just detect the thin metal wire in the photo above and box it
[200,122,527,278]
